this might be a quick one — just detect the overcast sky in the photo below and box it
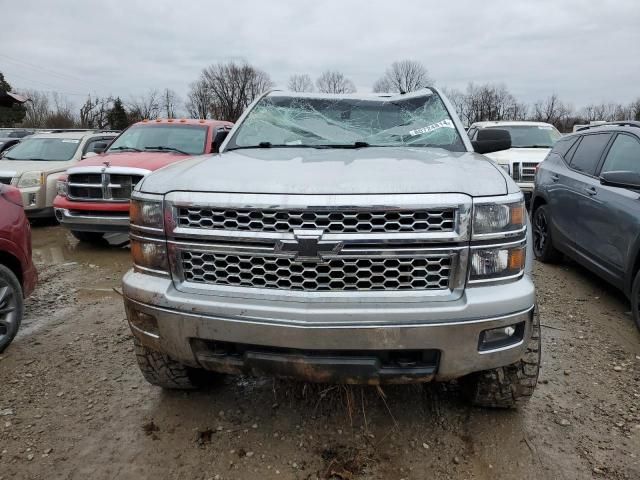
[1,0,638,110]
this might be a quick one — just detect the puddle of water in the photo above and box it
[31,225,132,275]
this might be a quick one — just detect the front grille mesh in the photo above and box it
[177,207,455,234]
[181,252,452,292]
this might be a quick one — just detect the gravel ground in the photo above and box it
[0,225,639,480]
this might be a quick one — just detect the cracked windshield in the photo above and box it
[228,92,466,152]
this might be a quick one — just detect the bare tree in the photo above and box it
[161,88,180,118]
[185,78,212,119]
[79,96,111,129]
[19,89,50,128]
[373,60,432,94]
[201,61,274,122]
[450,83,526,126]
[532,94,572,126]
[315,71,356,94]
[287,74,314,93]
[45,92,76,128]
[127,89,161,122]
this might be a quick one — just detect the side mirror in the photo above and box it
[212,129,230,153]
[92,142,108,154]
[472,129,512,155]
[600,171,640,190]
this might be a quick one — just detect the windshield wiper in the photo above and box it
[313,142,370,149]
[144,146,190,155]
[226,141,373,151]
[110,146,142,152]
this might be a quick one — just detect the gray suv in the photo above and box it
[123,89,540,408]
[531,121,640,331]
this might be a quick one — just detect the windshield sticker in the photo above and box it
[409,119,455,137]
[61,139,80,143]
[538,126,553,130]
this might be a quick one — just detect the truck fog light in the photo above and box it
[479,322,525,351]
[126,305,159,337]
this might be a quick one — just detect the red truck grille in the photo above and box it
[68,173,144,202]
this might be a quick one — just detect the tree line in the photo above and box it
[2,60,639,132]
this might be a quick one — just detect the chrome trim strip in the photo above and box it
[56,208,129,226]
[67,166,151,176]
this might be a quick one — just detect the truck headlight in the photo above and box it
[131,237,169,274]
[56,178,68,197]
[473,198,525,239]
[130,198,164,230]
[17,171,45,188]
[469,243,525,282]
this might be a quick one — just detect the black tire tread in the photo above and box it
[0,264,24,353]
[133,337,198,389]
[533,205,563,263]
[464,307,541,408]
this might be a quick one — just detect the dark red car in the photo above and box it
[0,184,37,352]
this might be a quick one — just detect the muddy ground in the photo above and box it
[1,224,639,480]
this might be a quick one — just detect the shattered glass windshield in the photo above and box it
[226,93,466,152]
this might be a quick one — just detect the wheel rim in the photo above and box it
[0,281,19,347]
[533,209,548,256]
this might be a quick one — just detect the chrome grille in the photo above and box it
[511,162,538,183]
[180,251,452,292]
[177,207,455,234]
[521,162,538,182]
[68,173,144,201]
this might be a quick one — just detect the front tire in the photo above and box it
[0,265,24,353]
[133,337,210,390]
[630,271,640,332]
[71,231,105,243]
[532,204,563,263]
[461,307,541,408]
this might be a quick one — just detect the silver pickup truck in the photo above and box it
[123,89,539,408]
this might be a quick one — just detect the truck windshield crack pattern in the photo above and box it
[180,252,452,292]
[177,208,455,234]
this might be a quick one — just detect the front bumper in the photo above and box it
[54,208,129,233]
[123,271,536,383]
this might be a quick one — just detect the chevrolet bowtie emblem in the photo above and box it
[275,229,343,260]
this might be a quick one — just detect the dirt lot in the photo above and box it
[1,224,639,480]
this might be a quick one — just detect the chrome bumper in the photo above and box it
[55,208,129,232]
[123,270,536,382]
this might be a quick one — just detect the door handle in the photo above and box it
[585,186,597,196]
[550,174,559,182]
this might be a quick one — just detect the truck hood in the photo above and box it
[0,159,74,176]
[485,147,550,165]
[139,147,509,196]
[73,151,191,171]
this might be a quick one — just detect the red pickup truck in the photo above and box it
[53,119,233,242]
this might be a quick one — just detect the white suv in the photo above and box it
[467,121,562,202]
[0,130,118,218]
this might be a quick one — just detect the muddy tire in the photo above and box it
[133,337,205,390]
[0,264,24,353]
[461,307,541,408]
[532,205,562,263]
[71,231,105,243]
